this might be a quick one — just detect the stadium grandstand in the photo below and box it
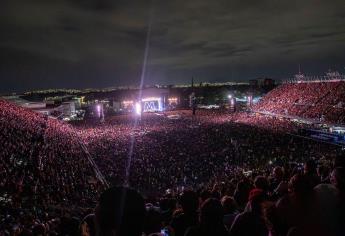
[253,73,345,124]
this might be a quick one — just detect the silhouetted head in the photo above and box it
[304,159,317,175]
[80,214,96,236]
[288,174,313,195]
[273,167,284,181]
[143,207,162,235]
[95,186,146,236]
[254,176,269,192]
[179,190,199,214]
[247,188,266,214]
[221,196,237,215]
[200,198,223,226]
[331,167,345,191]
[32,224,46,236]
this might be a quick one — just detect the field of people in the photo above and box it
[1,99,344,235]
[73,110,338,194]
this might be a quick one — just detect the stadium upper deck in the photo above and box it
[253,80,345,124]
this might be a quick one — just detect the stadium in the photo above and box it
[1,74,345,235]
[2,0,345,234]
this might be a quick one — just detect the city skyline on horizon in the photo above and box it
[2,66,345,94]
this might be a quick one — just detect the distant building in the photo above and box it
[1,95,76,118]
[262,78,275,87]
[72,96,84,109]
[61,101,76,116]
[249,79,258,87]
[252,78,275,88]
[2,96,46,109]
[30,102,75,118]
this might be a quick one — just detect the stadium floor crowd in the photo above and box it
[1,99,345,236]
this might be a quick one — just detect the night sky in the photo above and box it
[1,0,345,93]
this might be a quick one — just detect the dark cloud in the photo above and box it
[0,0,345,92]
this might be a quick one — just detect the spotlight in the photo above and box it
[135,102,142,115]
[96,104,102,118]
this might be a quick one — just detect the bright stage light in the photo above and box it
[123,100,134,105]
[228,95,232,99]
[141,97,161,102]
[168,97,178,102]
[135,102,142,115]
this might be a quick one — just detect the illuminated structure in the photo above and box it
[2,95,76,118]
[167,97,178,106]
[228,95,236,112]
[140,88,168,112]
[122,100,134,111]
[118,88,180,113]
[141,97,163,112]
[246,95,253,107]
[96,103,104,121]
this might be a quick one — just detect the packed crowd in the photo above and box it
[0,100,103,235]
[1,99,344,235]
[79,160,345,236]
[254,81,345,123]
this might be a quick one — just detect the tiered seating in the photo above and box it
[254,81,345,123]
[0,99,102,210]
